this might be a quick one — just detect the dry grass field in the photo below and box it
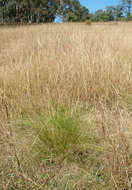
[0,22,132,189]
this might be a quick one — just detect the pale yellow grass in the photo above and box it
[0,23,132,117]
[0,23,132,189]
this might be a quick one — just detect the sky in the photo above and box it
[80,0,119,13]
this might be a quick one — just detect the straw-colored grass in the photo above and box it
[0,22,132,189]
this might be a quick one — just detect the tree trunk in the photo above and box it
[36,12,40,23]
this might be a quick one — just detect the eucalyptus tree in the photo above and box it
[115,5,124,20]
[106,6,115,21]
[120,0,132,19]
[57,0,89,22]
[93,9,109,22]
[0,0,9,23]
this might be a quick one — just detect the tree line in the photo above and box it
[90,0,132,22]
[0,0,89,24]
[0,0,131,24]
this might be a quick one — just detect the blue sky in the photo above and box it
[80,0,120,13]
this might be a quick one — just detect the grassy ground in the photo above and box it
[0,22,132,189]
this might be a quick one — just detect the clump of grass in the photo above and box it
[118,89,132,111]
[27,110,82,157]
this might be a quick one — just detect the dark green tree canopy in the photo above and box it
[0,0,90,24]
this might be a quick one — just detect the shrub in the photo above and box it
[86,19,92,25]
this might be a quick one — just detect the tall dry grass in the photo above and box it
[0,22,132,189]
